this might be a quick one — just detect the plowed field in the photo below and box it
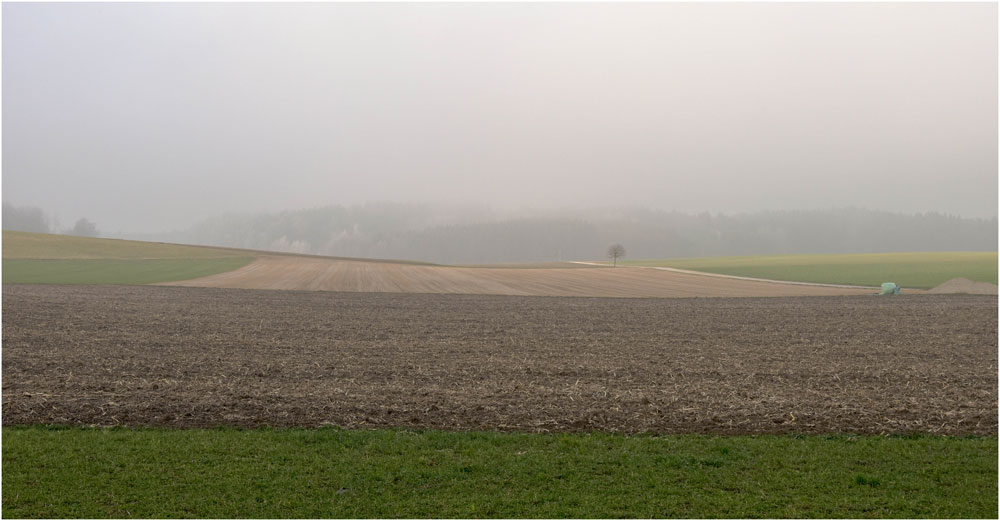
[162,255,876,297]
[4,285,995,435]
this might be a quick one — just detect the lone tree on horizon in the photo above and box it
[607,243,626,267]
[70,218,99,238]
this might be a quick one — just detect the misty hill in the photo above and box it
[115,204,998,265]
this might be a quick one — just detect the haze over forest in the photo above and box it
[3,201,995,264]
[2,2,997,261]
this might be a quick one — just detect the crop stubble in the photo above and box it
[162,255,877,297]
[3,285,995,435]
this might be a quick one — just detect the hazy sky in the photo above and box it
[3,2,997,233]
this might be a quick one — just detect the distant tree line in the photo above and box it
[2,202,99,237]
[2,202,49,233]
[121,203,999,264]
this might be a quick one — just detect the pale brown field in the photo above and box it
[162,255,879,298]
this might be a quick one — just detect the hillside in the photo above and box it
[2,231,247,259]
[2,231,254,285]
[164,255,874,297]
[13,231,992,297]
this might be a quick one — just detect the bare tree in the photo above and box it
[607,243,625,267]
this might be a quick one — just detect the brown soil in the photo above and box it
[161,256,875,298]
[3,284,995,435]
[928,277,999,295]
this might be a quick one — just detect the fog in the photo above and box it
[2,2,997,235]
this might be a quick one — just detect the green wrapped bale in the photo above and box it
[880,282,900,295]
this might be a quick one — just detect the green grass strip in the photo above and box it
[3,426,996,518]
[626,252,998,288]
[1,258,253,285]
[2,230,247,260]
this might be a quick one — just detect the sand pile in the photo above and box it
[927,277,999,295]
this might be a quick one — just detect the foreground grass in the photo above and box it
[3,427,995,518]
[626,252,998,288]
[1,258,254,285]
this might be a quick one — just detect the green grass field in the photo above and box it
[1,230,247,259]
[2,231,254,285]
[2,258,254,285]
[625,252,998,289]
[3,427,995,519]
